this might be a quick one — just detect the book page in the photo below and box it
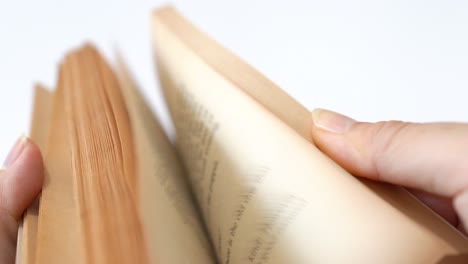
[60,46,149,263]
[152,7,468,263]
[17,85,52,264]
[116,58,215,263]
[35,79,84,264]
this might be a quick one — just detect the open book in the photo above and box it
[16,5,468,264]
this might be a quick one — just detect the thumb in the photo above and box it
[310,109,468,229]
[0,136,43,263]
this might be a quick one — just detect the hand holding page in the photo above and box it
[16,5,468,264]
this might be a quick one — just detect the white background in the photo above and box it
[0,0,467,162]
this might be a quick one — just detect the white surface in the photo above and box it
[0,0,467,162]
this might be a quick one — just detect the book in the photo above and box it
[16,5,468,264]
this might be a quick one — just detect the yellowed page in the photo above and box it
[116,57,215,263]
[60,46,148,263]
[35,77,83,264]
[152,7,468,263]
[28,85,53,151]
[16,85,52,264]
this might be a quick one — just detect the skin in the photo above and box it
[0,137,43,263]
[311,108,468,232]
[2,109,467,262]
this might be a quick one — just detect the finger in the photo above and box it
[310,108,468,198]
[0,136,43,264]
[310,111,459,225]
[310,109,468,229]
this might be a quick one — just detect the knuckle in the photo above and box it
[371,121,409,154]
[368,121,411,175]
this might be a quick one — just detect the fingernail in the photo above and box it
[311,109,356,134]
[3,135,28,168]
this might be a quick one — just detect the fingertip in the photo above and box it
[310,109,340,154]
[311,108,356,134]
[2,139,44,220]
[311,109,373,177]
